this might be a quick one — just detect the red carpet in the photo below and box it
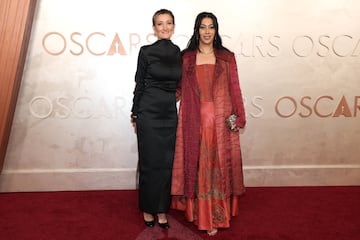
[0,186,359,240]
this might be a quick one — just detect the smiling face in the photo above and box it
[198,17,215,46]
[152,13,175,40]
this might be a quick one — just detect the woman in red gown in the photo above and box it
[171,12,246,236]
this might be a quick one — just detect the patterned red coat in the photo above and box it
[171,49,246,198]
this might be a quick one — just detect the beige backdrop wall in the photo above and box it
[1,0,359,192]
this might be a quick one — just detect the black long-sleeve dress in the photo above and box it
[131,39,182,214]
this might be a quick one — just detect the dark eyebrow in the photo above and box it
[200,24,214,27]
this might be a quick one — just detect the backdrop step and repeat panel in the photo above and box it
[1,0,359,192]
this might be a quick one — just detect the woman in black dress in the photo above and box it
[131,9,182,229]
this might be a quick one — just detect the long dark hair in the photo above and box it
[184,12,229,53]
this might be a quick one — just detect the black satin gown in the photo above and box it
[131,39,182,214]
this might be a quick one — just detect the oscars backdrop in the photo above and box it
[1,0,359,192]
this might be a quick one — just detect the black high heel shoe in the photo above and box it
[144,219,155,227]
[158,221,170,229]
[143,213,155,227]
[157,213,170,228]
